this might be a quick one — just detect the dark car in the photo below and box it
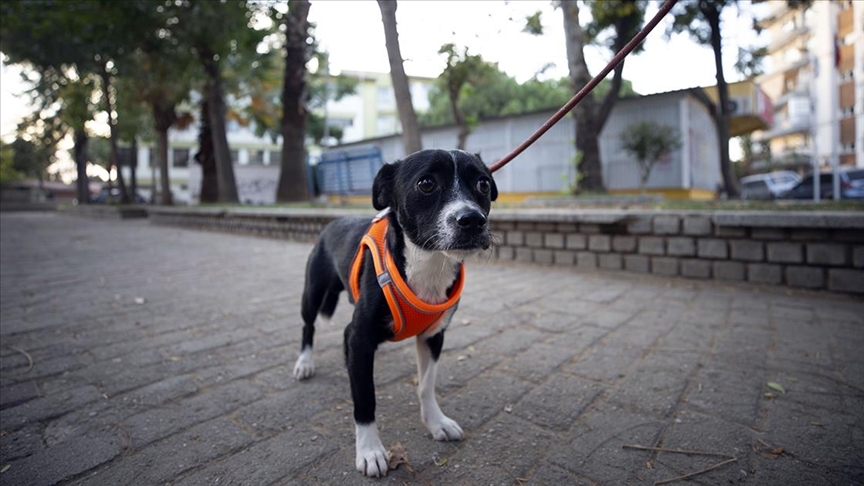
[782,169,864,200]
[90,187,148,204]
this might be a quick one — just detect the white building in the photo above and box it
[756,0,863,170]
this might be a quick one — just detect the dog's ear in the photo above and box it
[372,162,397,210]
[489,175,499,202]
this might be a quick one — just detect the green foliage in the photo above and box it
[421,73,636,127]
[620,122,682,188]
[10,136,55,181]
[735,46,768,79]
[586,0,648,53]
[0,141,23,183]
[524,11,544,35]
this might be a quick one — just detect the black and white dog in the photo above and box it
[293,149,497,477]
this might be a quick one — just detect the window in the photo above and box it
[269,150,281,165]
[173,148,190,168]
[377,86,394,109]
[248,149,265,165]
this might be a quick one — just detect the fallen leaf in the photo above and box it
[435,457,449,467]
[763,392,777,399]
[168,356,182,362]
[0,464,9,473]
[766,382,786,394]
[134,297,146,305]
[387,443,409,471]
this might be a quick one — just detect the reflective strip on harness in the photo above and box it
[348,214,464,341]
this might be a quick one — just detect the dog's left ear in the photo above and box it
[489,175,499,202]
[372,162,397,210]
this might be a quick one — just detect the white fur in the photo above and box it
[293,314,331,380]
[293,346,315,380]
[416,337,464,441]
[355,422,389,477]
[403,238,461,304]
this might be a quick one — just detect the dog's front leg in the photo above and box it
[416,331,464,441]
[346,328,388,477]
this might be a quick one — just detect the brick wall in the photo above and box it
[148,207,864,294]
[490,211,864,294]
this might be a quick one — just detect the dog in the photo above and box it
[292,149,497,477]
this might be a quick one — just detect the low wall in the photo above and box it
[148,207,864,294]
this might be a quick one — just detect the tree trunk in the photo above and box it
[195,99,219,203]
[130,137,138,201]
[447,87,470,150]
[562,2,603,192]
[201,55,239,203]
[378,0,422,155]
[74,130,89,204]
[276,0,311,203]
[152,102,177,206]
[703,3,739,198]
[99,61,130,203]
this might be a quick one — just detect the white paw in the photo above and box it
[426,414,464,441]
[293,349,315,380]
[355,423,388,477]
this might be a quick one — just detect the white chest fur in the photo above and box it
[402,239,461,304]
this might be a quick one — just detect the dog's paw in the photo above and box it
[292,350,315,380]
[355,443,389,477]
[427,415,464,441]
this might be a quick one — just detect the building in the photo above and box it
[325,88,730,202]
[123,71,437,204]
[756,0,863,170]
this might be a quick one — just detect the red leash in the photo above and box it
[488,0,679,174]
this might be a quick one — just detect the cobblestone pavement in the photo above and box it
[1,212,862,486]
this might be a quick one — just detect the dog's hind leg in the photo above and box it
[294,249,338,380]
[415,331,464,441]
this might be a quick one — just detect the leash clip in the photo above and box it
[377,271,392,288]
[372,207,391,222]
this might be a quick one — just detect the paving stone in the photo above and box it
[588,234,611,252]
[682,215,712,236]
[680,258,711,279]
[713,261,745,281]
[566,233,586,250]
[627,216,653,234]
[807,243,848,266]
[786,266,826,289]
[748,263,783,284]
[730,239,764,261]
[598,253,622,270]
[505,230,523,246]
[697,238,728,259]
[533,248,554,265]
[766,241,803,263]
[666,236,695,256]
[576,251,597,268]
[638,236,665,255]
[653,215,680,235]
[828,269,864,294]
[525,232,544,248]
[751,227,787,240]
[611,235,637,253]
[651,257,679,276]
[715,226,747,237]
[2,212,863,486]
[544,233,565,249]
[624,254,650,273]
[553,249,576,266]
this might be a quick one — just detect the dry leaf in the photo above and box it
[435,457,449,467]
[0,464,10,473]
[387,443,409,471]
[766,382,786,394]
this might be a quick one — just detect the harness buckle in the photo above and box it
[377,272,392,287]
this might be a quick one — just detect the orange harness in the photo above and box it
[349,211,464,342]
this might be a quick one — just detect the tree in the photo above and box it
[436,44,500,149]
[378,0,422,155]
[166,0,267,203]
[0,141,21,183]
[669,0,739,197]
[276,0,312,203]
[559,0,646,193]
[620,121,682,193]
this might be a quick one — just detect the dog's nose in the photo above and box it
[456,210,487,233]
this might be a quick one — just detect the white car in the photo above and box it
[740,171,801,200]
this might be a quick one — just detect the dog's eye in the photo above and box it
[476,178,491,196]
[417,177,436,194]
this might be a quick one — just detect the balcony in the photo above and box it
[767,26,809,54]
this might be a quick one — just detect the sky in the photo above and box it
[1,0,767,144]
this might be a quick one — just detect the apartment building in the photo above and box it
[757,0,863,170]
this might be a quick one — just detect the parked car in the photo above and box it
[739,171,801,200]
[782,169,864,200]
[90,187,147,204]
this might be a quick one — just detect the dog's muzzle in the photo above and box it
[451,208,491,250]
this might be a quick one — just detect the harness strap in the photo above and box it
[348,212,464,341]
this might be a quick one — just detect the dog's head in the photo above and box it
[372,149,498,253]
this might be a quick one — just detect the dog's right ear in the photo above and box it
[372,162,397,210]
